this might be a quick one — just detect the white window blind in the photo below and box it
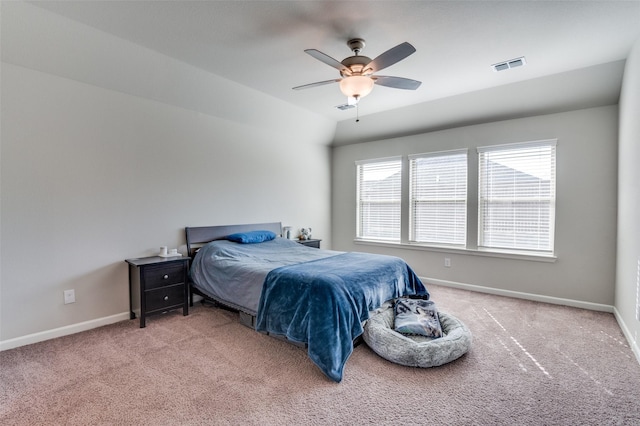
[356,158,402,241]
[478,140,556,253]
[409,150,467,245]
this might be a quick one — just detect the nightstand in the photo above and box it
[297,239,322,248]
[125,256,189,328]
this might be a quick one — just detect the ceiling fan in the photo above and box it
[293,38,422,103]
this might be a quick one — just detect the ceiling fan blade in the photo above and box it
[292,79,341,90]
[365,42,416,73]
[305,49,351,75]
[373,76,422,90]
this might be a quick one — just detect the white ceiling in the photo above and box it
[29,0,640,127]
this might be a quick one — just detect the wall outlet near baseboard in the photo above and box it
[64,289,75,304]
[444,258,451,268]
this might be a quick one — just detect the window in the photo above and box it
[356,157,401,241]
[409,150,467,246]
[478,140,556,253]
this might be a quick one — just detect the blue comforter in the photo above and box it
[255,252,428,382]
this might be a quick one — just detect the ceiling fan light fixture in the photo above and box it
[339,75,374,98]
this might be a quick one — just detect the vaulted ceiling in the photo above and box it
[29,1,640,143]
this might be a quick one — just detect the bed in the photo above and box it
[186,222,429,382]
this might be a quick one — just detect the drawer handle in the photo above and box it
[163,274,169,280]
[163,295,169,301]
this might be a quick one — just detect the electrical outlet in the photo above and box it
[64,289,75,304]
[444,258,451,268]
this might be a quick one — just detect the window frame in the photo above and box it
[355,156,403,242]
[408,149,468,247]
[477,139,557,255]
[353,139,558,262]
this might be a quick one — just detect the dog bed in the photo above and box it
[363,306,472,367]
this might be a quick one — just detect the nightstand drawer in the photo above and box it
[145,284,185,312]
[144,263,186,289]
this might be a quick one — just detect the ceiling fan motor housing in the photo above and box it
[340,38,372,76]
[340,55,373,76]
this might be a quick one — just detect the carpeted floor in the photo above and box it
[1,284,639,425]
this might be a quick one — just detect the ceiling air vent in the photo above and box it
[492,56,526,72]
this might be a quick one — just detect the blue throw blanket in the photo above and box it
[255,252,428,382]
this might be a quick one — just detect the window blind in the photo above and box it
[409,150,467,245]
[478,140,556,253]
[356,158,402,241]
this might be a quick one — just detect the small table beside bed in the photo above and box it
[185,222,429,382]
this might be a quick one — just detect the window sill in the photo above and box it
[353,239,557,263]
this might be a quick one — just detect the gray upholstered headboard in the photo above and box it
[185,222,282,258]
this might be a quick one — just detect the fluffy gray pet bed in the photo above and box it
[363,307,472,367]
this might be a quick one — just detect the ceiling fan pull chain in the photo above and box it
[356,102,360,123]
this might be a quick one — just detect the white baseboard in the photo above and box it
[424,277,614,313]
[0,312,130,352]
[2,284,638,367]
[613,307,640,365]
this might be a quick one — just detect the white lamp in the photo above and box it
[339,75,375,99]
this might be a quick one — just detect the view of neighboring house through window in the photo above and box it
[356,157,402,241]
[478,140,557,254]
[409,150,468,246]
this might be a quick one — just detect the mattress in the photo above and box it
[189,237,341,315]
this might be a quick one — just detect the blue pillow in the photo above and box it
[226,230,277,244]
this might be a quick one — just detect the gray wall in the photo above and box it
[616,36,640,360]
[332,106,618,307]
[0,3,335,343]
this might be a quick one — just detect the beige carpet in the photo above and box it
[1,284,639,425]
